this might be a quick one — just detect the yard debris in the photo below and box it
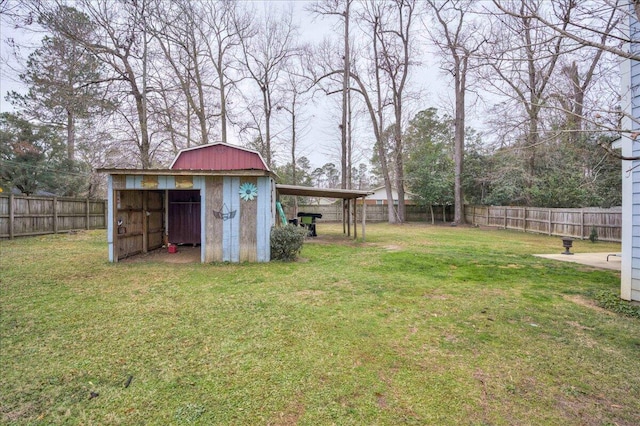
[89,391,99,399]
[124,375,133,388]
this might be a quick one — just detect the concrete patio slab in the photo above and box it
[533,252,621,271]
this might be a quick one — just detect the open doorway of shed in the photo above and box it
[168,190,201,245]
[115,189,202,262]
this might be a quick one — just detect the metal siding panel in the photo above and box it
[256,177,271,262]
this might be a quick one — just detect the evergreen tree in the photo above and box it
[6,6,113,162]
[404,109,455,222]
[0,113,79,195]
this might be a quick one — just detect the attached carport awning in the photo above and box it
[275,184,373,199]
[275,184,373,240]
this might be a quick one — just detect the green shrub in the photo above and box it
[589,226,598,243]
[270,225,307,261]
[593,290,640,319]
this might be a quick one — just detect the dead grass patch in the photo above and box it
[563,295,614,315]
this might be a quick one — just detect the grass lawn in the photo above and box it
[1,223,638,425]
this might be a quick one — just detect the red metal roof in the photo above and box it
[170,143,269,171]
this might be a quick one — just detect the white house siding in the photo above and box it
[622,6,640,301]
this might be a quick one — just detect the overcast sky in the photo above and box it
[0,1,457,170]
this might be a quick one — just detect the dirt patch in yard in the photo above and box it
[563,294,613,315]
[120,245,201,264]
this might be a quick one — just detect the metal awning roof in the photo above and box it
[276,184,373,199]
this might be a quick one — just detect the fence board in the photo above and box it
[464,205,621,242]
[0,195,107,239]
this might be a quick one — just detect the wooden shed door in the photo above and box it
[168,190,201,245]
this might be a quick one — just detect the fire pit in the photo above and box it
[561,237,574,255]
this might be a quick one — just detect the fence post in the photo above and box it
[486,206,490,226]
[580,209,584,240]
[523,207,527,232]
[53,197,58,234]
[9,193,14,240]
[504,207,508,229]
[548,209,552,236]
[86,198,90,230]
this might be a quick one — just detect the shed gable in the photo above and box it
[171,143,269,171]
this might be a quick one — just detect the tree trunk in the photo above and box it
[66,109,75,162]
[453,57,466,224]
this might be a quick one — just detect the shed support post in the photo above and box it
[353,199,357,240]
[345,200,351,237]
[362,197,366,241]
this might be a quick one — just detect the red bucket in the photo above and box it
[168,244,178,254]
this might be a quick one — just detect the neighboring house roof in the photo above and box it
[170,142,270,171]
[365,186,416,201]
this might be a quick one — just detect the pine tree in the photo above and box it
[6,6,113,163]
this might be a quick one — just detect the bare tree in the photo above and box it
[148,0,212,146]
[481,0,578,202]
[308,0,354,191]
[492,0,631,157]
[35,0,156,168]
[362,0,418,223]
[237,4,298,168]
[199,0,250,145]
[425,0,485,224]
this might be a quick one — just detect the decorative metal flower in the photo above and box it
[239,182,258,201]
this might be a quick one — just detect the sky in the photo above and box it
[0,1,456,171]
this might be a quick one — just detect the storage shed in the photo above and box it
[100,143,276,263]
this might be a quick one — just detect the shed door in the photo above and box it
[168,190,201,245]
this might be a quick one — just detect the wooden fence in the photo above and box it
[464,205,622,242]
[290,203,622,242]
[0,194,107,239]
[287,204,452,223]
